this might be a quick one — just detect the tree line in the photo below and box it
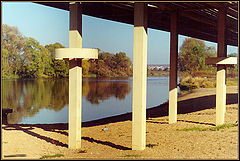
[2,24,237,79]
[1,24,133,79]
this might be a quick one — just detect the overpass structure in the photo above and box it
[37,2,238,150]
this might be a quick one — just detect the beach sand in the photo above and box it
[2,86,239,159]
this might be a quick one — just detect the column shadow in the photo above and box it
[177,120,216,126]
[3,93,237,150]
[2,124,68,148]
[3,123,131,150]
[81,93,238,127]
[82,137,131,150]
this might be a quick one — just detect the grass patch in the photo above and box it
[146,143,158,148]
[226,79,238,86]
[179,75,216,91]
[78,149,87,153]
[40,154,64,159]
[83,73,97,78]
[124,154,141,158]
[177,123,238,131]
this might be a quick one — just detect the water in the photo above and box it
[2,77,180,124]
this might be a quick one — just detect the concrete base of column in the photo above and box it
[68,66,82,149]
[169,88,178,124]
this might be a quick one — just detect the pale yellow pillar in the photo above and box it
[132,2,148,150]
[169,11,178,124]
[68,2,82,149]
[216,67,226,125]
[216,7,227,126]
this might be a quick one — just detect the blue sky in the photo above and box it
[2,2,238,64]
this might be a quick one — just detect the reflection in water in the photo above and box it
[2,79,68,124]
[2,78,131,124]
[83,80,131,104]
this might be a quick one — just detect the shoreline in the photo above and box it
[2,86,238,159]
[7,86,237,128]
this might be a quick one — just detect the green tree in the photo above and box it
[2,24,25,78]
[178,38,216,74]
[90,51,132,77]
[45,42,69,78]
[228,53,237,57]
[22,37,52,78]
[1,48,10,78]
[82,59,90,76]
[114,52,132,76]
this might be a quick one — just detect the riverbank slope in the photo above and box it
[2,86,238,159]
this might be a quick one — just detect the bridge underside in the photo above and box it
[36,2,238,150]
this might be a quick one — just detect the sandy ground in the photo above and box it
[1,86,239,160]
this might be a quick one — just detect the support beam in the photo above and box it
[169,11,178,124]
[206,2,238,18]
[216,7,227,126]
[68,2,82,149]
[132,2,148,150]
[69,2,82,48]
[205,57,237,65]
[217,8,227,58]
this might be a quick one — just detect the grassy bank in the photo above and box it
[147,71,169,77]
[179,69,238,92]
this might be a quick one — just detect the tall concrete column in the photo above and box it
[132,2,148,150]
[169,11,178,124]
[69,2,82,149]
[216,7,227,126]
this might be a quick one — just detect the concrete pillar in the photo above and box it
[169,11,178,124]
[68,2,82,149]
[216,7,227,126]
[132,2,148,150]
[216,67,226,125]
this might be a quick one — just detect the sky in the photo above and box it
[2,2,238,64]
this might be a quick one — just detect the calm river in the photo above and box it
[2,77,180,124]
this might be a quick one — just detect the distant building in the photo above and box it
[147,64,170,71]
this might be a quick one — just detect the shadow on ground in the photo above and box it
[2,93,237,150]
[82,93,238,127]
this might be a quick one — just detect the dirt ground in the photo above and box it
[1,86,239,160]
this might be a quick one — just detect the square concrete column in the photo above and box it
[205,58,237,126]
[69,2,82,149]
[132,2,148,150]
[55,2,98,149]
[169,11,178,124]
[216,7,227,126]
[216,66,226,125]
